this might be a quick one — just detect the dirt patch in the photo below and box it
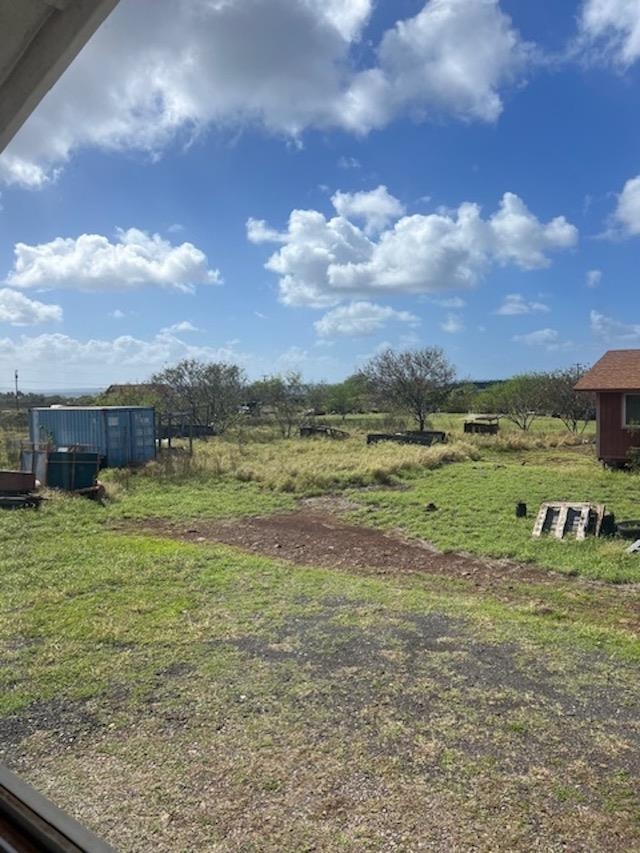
[119,508,619,590]
[0,698,102,753]
[122,510,545,582]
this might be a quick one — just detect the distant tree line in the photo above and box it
[1,353,595,437]
[0,390,96,432]
[0,390,96,410]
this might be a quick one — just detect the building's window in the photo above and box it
[624,395,640,427]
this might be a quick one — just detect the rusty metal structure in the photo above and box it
[0,470,41,509]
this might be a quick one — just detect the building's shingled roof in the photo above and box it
[575,350,640,391]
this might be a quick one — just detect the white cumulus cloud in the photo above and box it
[0,0,532,188]
[331,186,406,234]
[432,296,466,308]
[273,345,339,374]
[440,312,464,333]
[489,193,577,268]
[612,175,640,236]
[496,293,550,315]
[590,309,640,341]
[6,229,221,293]
[0,332,247,386]
[314,301,419,337]
[249,189,577,307]
[512,328,570,350]
[161,320,200,334]
[586,269,602,288]
[579,0,640,66]
[337,156,361,170]
[338,0,532,132]
[0,289,63,326]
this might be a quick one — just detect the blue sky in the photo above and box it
[1,0,640,391]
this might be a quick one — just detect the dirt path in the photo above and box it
[122,510,539,583]
[117,502,640,633]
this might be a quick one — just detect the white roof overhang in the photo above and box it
[0,0,119,152]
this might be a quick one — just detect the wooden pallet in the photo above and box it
[532,502,605,540]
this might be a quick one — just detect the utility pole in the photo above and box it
[14,369,19,411]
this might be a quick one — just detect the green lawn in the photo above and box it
[348,452,640,583]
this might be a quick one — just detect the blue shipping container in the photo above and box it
[29,407,156,468]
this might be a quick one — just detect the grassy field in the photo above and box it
[323,411,597,437]
[347,452,640,583]
[103,421,635,582]
[1,420,639,850]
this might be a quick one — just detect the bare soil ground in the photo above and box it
[124,505,569,585]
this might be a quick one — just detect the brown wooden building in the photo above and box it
[575,349,640,466]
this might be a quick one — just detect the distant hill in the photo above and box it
[25,388,103,397]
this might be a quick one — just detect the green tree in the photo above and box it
[541,365,595,433]
[250,372,307,437]
[327,379,361,420]
[444,382,479,413]
[480,373,547,431]
[360,347,456,431]
[151,359,246,433]
[95,384,167,409]
[305,381,330,415]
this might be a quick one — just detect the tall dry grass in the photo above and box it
[137,436,482,494]
[470,431,592,452]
